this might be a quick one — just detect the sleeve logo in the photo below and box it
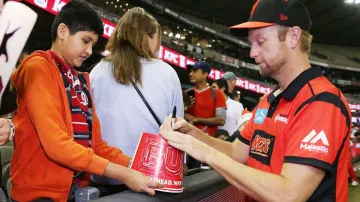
[300,130,329,155]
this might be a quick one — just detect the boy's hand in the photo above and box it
[104,162,164,195]
[123,169,164,195]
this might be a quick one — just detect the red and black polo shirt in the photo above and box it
[238,67,351,202]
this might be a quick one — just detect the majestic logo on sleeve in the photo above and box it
[249,130,276,165]
[300,130,329,155]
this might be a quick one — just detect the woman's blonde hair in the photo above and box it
[104,7,161,85]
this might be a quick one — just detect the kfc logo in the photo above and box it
[52,0,66,12]
[164,50,179,64]
[103,23,115,38]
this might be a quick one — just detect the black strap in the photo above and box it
[60,73,72,107]
[132,83,161,127]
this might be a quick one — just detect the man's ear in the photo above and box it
[288,26,302,50]
[57,23,69,41]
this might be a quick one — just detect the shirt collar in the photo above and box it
[48,50,72,71]
[268,67,323,102]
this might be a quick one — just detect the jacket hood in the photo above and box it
[12,50,53,89]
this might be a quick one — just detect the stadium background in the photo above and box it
[15,0,360,200]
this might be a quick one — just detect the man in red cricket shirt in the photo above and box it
[185,61,227,137]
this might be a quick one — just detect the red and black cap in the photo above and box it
[229,0,312,37]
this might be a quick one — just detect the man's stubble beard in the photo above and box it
[260,43,287,79]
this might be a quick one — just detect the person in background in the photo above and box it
[236,112,252,132]
[233,91,241,102]
[227,112,252,143]
[222,71,237,98]
[214,129,229,141]
[349,132,359,186]
[0,50,28,119]
[185,61,226,169]
[185,61,226,137]
[0,0,17,145]
[0,0,3,14]
[90,7,183,187]
[212,78,244,135]
[10,2,162,201]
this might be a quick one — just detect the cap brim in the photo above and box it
[186,64,196,69]
[228,22,276,37]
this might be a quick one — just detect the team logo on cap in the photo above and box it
[280,14,288,21]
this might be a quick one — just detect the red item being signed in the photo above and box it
[131,132,184,193]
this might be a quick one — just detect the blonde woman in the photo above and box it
[90,7,184,186]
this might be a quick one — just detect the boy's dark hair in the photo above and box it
[51,0,104,42]
[213,78,229,94]
[214,129,229,139]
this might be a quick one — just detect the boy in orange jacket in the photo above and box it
[10,1,162,201]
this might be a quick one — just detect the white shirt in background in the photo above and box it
[219,97,244,135]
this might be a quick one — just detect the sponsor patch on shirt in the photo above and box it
[254,108,268,124]
[249,130,276,165]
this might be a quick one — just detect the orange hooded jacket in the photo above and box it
[10,50,131,201]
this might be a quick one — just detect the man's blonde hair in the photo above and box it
[277,25,313,55]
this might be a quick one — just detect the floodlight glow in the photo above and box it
[345,0,360,4]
